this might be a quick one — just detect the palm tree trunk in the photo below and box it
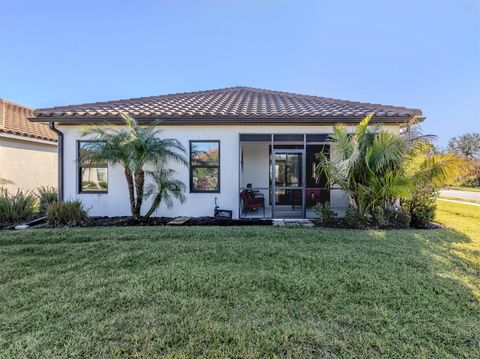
[145,193,162,219]
[133,169,145,218]
[124,167,136,217]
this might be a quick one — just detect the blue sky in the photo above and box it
[0,0,479,146]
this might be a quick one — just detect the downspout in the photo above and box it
[49,122,64,201]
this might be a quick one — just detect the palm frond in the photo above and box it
[355,112,374,146]
[144,168,186,218]
[330,124,353,159]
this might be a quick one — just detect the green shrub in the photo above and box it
[371,206,386,226]
[0,188,36,225]
[402,185,438,228]
[313,201,337,225]
[344,207,368,228]
[37,186,57,215]
[46,200,88,227]
[383,207,411,229]
[410,203,436,227]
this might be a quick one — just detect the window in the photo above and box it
[190,141,220,192]
[78,141,108,193]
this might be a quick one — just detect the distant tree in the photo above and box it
[446,132,480,187]
[447,132,480,159]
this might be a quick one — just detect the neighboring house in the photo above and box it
[0,99,57,192]
[30,87,422,219]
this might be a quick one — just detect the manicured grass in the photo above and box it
[0,207,479,357]
[436,200,480,239]
[435,200,480,297]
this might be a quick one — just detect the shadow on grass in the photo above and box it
[407,227,478,285]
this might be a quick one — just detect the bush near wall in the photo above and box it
[37,186,57,215]
[0,188,36,226]
[46,200,88,227]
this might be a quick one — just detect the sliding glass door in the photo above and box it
[272,149,305,218]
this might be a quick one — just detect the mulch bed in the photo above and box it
[81,216,272,227]
[313,219,444,230]
[0,216,45,230]
[0,216,272,230]
[2,216,443,230]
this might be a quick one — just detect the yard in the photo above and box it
[0,201,478,357]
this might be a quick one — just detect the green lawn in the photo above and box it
[0,203,478,357]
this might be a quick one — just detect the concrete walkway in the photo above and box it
[439,189,480,201]
[437,198,480,207]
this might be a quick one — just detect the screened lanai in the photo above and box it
[239,134,348,219]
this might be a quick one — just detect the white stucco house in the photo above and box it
[30,87,422,219]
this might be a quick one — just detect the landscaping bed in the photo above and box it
[1,215,273,229]
[0,215,44,230]
[83,216,272,227]
[312,218,444,230]
[3,215,446,230]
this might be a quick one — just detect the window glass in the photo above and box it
[79,141,104,159]
[190,141,220,192]
[191,167,219,192]
[80,167,108,192]
[79,141,108,193]
[191,142,219,166]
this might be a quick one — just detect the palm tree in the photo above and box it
[143,168,186,218]
[402,142,464,226]
[317,114,464,224]
[79,114,187,219]
[316,114,409,215]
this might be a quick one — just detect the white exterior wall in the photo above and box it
[0,135,57,192]
[240,142,270,189]
[60,124,400,218]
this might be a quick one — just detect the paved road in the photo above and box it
[439,189,480,201]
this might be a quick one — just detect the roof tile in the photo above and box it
[1,99,57,142]
[33,86,422,122]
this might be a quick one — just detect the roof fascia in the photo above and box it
[30,116,423,126]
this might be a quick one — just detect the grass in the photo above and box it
[444,186,480,193]
[0,204,478,357]
[439,196,480,204]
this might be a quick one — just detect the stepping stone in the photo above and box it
[167,217,191,225]
[273,219,315,227]
[15,224,29,230]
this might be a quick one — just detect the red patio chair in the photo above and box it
[240,190,265,217]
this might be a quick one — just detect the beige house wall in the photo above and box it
[0,136,57,193]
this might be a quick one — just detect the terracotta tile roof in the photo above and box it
[33,87,422,123]
[0,99,57,142]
